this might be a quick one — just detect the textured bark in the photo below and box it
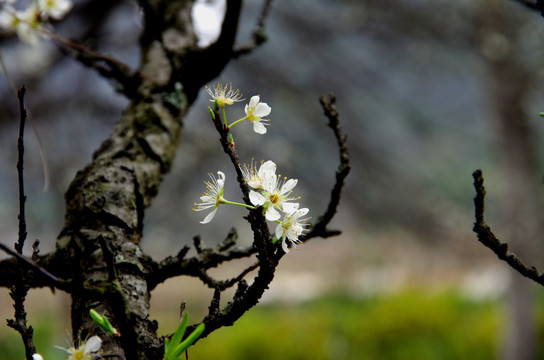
[55,97,185,358]
[52,2,198,358]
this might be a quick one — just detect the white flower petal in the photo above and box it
[200,208,218,224]
[32,354,44,360]
[266,207,281,221]
[216,171,225,186]
[84,336,102,354]
[261,172,277,192]
[275,223,284,240]
[282,238,290,253]
[280,179,298,194]
[293,207,309,218]
[253,103,271,117]
[260,160,276,175]
[252,121,267,134]
[281,202,299,215]
[248,95,260,108]
[249,190,266,206]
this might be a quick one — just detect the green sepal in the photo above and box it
[208,106,215,120]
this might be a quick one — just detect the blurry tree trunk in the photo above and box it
[481,2,542,359]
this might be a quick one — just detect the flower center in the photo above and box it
[269,193,279,205]
[72,350,85,360]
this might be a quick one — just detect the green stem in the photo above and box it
[221,198,256,210]
[222,106,228,127]
[228,116,248,128]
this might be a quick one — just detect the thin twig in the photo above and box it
[0,243,65,288]
[233,0,273,57]
[304,94,351,241]
[472,169,544,286]
[210,104,252,202]
[8,85,36,360]
[45,30,146,97]
[15,86,27,255]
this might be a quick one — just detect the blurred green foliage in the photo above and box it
[190,291,502,360]
[5,290,544,359]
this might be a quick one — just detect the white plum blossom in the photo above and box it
[244,95,271,134]
[0,0,73,44]
[193,171,226,224]
[249,171,299,221]
[55,335,102,360]
[275,205,310,253]
[38,0,73,20]
[241,159,276,190]
[32,354,44,360]
[0,4,42,44]
[206,82,243,107]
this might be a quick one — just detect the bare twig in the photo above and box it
[8,86,36,360]
[233,0,273,57]
[15,86,27,255]
[304,94,351,241]
[47,30,145,97]
[210,103,252,202]
[472,169,544,286]
[0,243,65,288]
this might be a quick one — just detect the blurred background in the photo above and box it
[3,0,544,358]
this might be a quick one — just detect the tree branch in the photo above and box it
[472,169,544,286]
[304,94,351,241]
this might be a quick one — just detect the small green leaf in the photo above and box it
[171,323,205,358]
[164,313,188,357]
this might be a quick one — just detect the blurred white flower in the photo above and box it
[38,0,73,20]
[191,0,225,47]
[193,171,226,224]
[32,354,44,360]
[275,205,310,253]
[0,4,42,44]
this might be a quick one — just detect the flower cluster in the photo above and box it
[0,0,73,44]
[194,83,310,253]
[244,160,310,253]
[193,160,309,253]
